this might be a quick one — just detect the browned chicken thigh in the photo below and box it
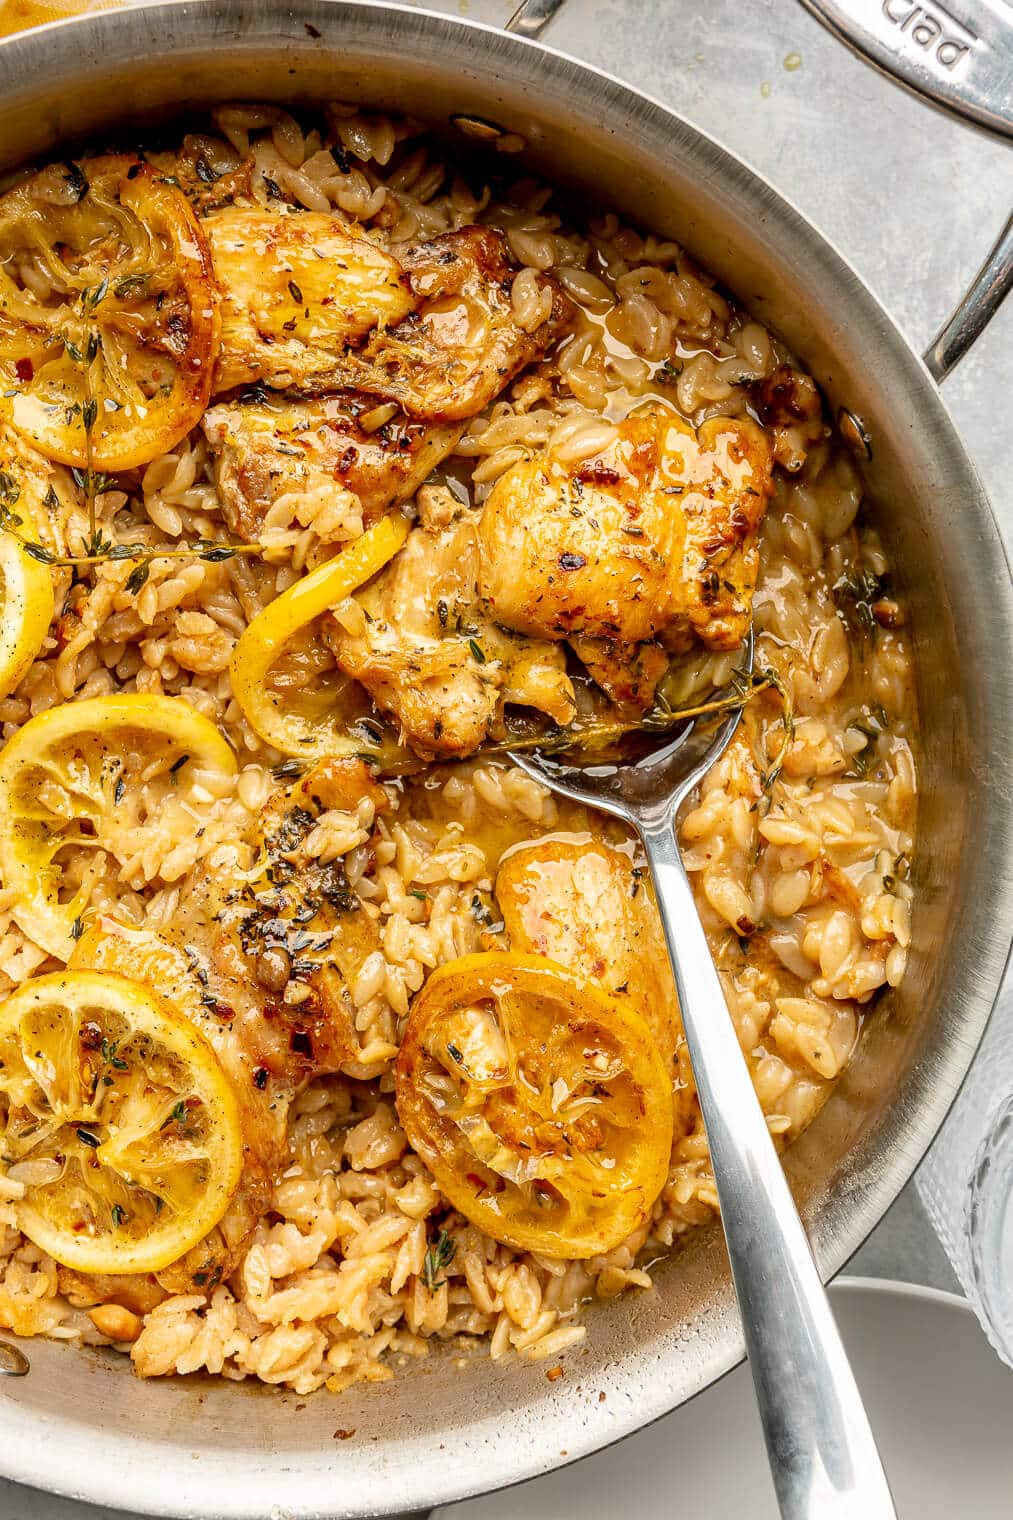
[478,407,774,706]
[206,212,571,422]
[324,227,573,421]
[203,393,464,546]
[205,209,415,394]
[324,512,577,759]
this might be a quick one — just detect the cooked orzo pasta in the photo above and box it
[0,102,916,1395]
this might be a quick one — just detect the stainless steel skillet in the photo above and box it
[0,3,1009,1517]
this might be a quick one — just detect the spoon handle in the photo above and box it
[640,818,896,1519]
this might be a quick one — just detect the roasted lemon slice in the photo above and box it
[0,509,54,701]
[229,514,409,761]
[395,952,674,1258]
[0,155,220,470]
[0,970,243,1275]
[0,430,61,698]
[0,693,237,960]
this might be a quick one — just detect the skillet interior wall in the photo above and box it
[0,4,1006,1515]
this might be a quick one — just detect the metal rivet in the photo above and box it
[837,407,872,461]
[0,1340,29,1377]
[449,114,507,142]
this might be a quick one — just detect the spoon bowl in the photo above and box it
[508,636,752,831]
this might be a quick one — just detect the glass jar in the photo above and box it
[917,976,1013,1367]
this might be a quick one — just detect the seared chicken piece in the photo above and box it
[56,1266,169,1318]
[496,837,694,1129]
[313,227,573,421]
[479,408,774,670]
[205,208,414,393]
[324,513,577,760]
[70,758,388,1295]
[203,393,464,545]
[208,214,570,422]
[567,634,669,713]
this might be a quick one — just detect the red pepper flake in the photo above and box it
[576,462,620,486]
[14,358,33,383]
[333,1428,356,1441]
[204,998,234,1022]
[546,1366,564,1382]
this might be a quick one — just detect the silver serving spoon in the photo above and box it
[508,643,896,1519]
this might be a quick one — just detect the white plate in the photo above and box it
[436,1278,1013,1519]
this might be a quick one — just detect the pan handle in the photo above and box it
[505,0,566,40]
[797,1,1012,380]
[795,0,1013,143]
[924,209,1013,382]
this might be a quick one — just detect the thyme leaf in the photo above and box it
[23,541,56,565]
[114,272,150,299]
[757,665,795,795]
[125,561,151,594]
[421,1228,456,1291]
[833,567,883,639]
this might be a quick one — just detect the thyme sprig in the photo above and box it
[496,666,790,760]
[833,566,884,639]
[73,282,108,545]
[0,497,263,584]
[41,539,264,571]
[0,471,263,588]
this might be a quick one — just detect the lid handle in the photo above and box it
[796,0,1012,142]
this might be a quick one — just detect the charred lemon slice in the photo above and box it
[229,514,409,761]
[0,431,61,699]
[0,970,243,1275]
[0,693,237,960]
[0,508,54,700]
[395,952,674,1258]
[0,155,220,470]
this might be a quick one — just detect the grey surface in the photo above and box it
[0,0,1008,1515]
[850,1185,961,1293]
